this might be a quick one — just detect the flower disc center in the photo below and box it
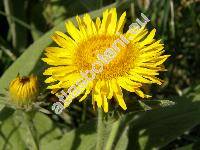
[75,35,138,80]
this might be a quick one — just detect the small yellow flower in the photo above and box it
[42,8,170,112]
[9,74,38,107]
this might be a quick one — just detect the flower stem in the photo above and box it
[96,108,104,150]
[105,119,121,150]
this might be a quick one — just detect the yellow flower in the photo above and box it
[9,74,38,107]
[42,8,170,112]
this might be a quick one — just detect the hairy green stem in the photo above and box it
[96,109,104,150]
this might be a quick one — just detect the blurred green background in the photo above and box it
[0,0,200,150]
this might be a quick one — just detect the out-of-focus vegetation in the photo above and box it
[0,0,200,149]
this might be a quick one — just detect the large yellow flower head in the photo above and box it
[43,8,169,112]
[9,75,38,107]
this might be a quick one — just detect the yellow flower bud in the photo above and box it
[9,74,39,107]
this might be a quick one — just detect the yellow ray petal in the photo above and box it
[131,29,148,43]
[111,79,127,110]
[126,26,147,42]
[102,95,108,112]
[140,40,163,52]
[47,83,61,90]
[116,12,126,33]
[135,89,151,98]
[154,55,170,66]
[51,32,77,49]
[43,66,77,75]
[143,76,163,85]
[139,29,156,47]
[95,17,101,32]
[99,9,110,34]
[139,49,164,60]
[131,67,159,76]
[45,47,75,56]
[53,72,80,82]
[128,71,152,84]
[42,57,73,66]
[93,80,103,108]
[107,8,117,34]
[79,81,93,102]
[107,81,113,99]
[45,77,57,83]
[117,77,141,92]
[83,14,97,36]
[65,21,84,42]
[51,66,77,77]
[76,16,88,38]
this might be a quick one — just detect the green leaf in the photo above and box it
[0,107,15,123]
[126,99,175,113]
[138,100,152,111]
[33,111,62,146]
[114,126,129,150]
[0,111,62,150]
[105,124,129,150]
[176,144,193,150]
[115,127,129,150]
[13,111,38,149]
[41,116,129,150]
[126,97,200,150]
[140,99,175,109]
[0,112,27,150]
[41,120,96,150]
